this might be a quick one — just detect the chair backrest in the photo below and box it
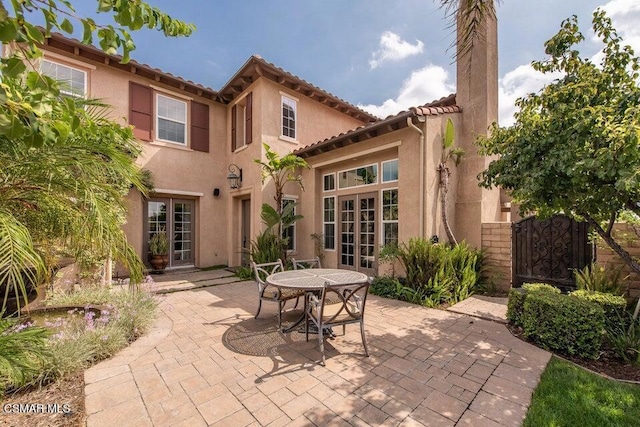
[291,257,321,270]
[319,280,370,325]
[251,260,284,291]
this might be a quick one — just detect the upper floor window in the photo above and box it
[156,94,187,145]
[41,59,86,97]
[129,82,210,152]
[281,95,297,140]
[338,164,378,189]
[382,159,399,182]
[232,92,252,151]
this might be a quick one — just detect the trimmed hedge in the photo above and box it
[522,291,605,359]
[570,290,627,331]
[507,283,561,327]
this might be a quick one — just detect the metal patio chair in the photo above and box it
[252,260,304,329]
[291,257,322,270]
[305,279,371,365]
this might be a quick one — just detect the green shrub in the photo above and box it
[4,283,159,392]
[570,289,627,330]
[574,263,626,295]
[0,315,50,391]
[370,276,402,298]
[507,283,560,327]
[380,238,482,307]
[605,311,640,365]
[522,291,605,359]
[235,266,253,280]
[250,230,281,264]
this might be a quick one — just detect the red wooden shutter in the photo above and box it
[245,92,252,144]
[190,101,209,152]
[231,104,237,152]
[129,82,153,141]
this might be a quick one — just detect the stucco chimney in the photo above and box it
[454,7,501,247]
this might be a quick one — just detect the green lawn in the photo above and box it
[524,357,640,427]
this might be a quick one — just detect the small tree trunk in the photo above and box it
[585,215,640,320]
[439,163,458,246]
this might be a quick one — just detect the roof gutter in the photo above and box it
[406,116,425,239]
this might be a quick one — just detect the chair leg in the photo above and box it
[277,301,283,329]
[342,324,346,336]
[255,298,263,319]
[360,321,369,357]
[305,310,309,342]
[319,326,326,366]
[293,296,300,309]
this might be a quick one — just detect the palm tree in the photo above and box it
[440,0,498,60]
[0,74,148,313]
[438,119,464,245]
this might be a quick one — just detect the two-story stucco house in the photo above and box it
[10,13,502,277]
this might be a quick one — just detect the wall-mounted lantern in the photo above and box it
[227,164,242,189]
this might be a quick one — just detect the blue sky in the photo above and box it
[43,0,640,124]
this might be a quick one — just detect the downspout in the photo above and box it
[406,116,425,239]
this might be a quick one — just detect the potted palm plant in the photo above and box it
[149,228,169,271]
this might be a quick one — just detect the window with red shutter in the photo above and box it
[129,82,153,141]
[191,101,209,152]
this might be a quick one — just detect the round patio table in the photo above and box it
[266,268,370,332]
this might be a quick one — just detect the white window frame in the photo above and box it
[381,188,399,247]
[323,196,336,251]
[156,93,188,146]
[323,173,336,192]
[282,196,298,252]
[381,159,399,183]
[40,59,87,98]
[281,94,297,142]
[337,163,378,189]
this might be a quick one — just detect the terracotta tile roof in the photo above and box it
[294,94,461,158]
[218,55,377,123]
[43,32,221,101]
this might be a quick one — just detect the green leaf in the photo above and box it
[23,23,45,45]
[60,18,73,34]
[444,118,455,149]
[2,57,27,78]
[98,0,113,13]
[0,19,19,43]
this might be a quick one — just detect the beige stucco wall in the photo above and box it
[40,47,229,272]
[225,79,369,266]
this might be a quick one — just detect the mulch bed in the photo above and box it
[1,370,85,427]
[508,325,640,383]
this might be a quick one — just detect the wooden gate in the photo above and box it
[512,215,593,290]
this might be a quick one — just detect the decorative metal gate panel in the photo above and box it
[512,215,593,290]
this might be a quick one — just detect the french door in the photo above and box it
[146,198,195,267]
[338,192,377,275]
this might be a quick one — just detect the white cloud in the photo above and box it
[498,65,562,126]
[359,64,454,118]
[600,0,640,49]
[498,1,640,127]
[369,31,424,69]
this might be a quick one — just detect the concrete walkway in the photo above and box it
[85,272,550,427]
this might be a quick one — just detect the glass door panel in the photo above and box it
[339,197,355,269]
[172,200,194,265]
[360,197,376,271]
[147,200,168,261]
[338,193,377,274]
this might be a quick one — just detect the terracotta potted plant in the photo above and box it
[149,228,169,272]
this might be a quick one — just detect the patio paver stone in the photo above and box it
[84,271,551,427]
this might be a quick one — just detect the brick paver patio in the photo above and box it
[85,273,550,426]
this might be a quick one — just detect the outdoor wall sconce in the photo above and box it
[213,188,220,197]
[227,164,242,189]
